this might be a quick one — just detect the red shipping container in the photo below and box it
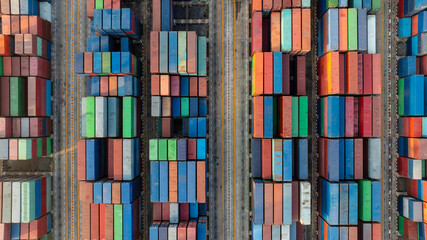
[251,12,263,55]
[28,77,41,116]
[99,203,106,240]
[9,139,17,160]
[109,76,118,96]
[178,221,187,240]
[0,78,9,117]
[3,57,12,76]
[404,217,418,239]
[14,34,24,55]
[272,0,282,10]
[180,203,189,221]
[363,54,373,94]
[0,223,9,239]
[20,223,29,239]
[358,54,363,94]
[84,52,93,74]
[1,16,11,35]
[24,34,37,56]
[112,182,121,204]
[29,118,42,137]
[152,0,161,31]
[12,118,20,137]
[189,77,198,97]
[359,96,372,137]
[354,97,359,136]
[271,12,281,52]
[263,0,272,12]
[372,54,381,94]
[278,96,292,138]
[198,77,207,97]
[262,139,271,179]
[0,35,11,56]
[273,183,282,225]
[253,52,264,95]
[296,56,306,95]
[103,204,113,239]
[161,117,172,137]
[150,32,159,74]
[291,9,301,55]
[283,0,291,7]
[79,181,93,203]
[87,0,95,18]
[11,16,19,35]
[151,75,160,96]
[187,221,197,240]
[161,75,171,96]
[349,226,358,240]
[262,225,271,240]
[345,97,354,137]
[253,96,264,138]
[153,203,162,221]
[0,118,11,138]
[301,9,311,54]
[292,181,299,222]
[282,54,290,94]
[264,182,273,225]
[100,76,109,96]
[104,0,111,8]
[292,0,301,7]
[21,57,30,76]
[197,161,206,203]
[170,76,180,96]
[30,57,50,79]
[346,52,358,94]
[162,203,170,221]
[161,97,171,117]
[90,203,99,240]
[419,55,427,75]
[187,139,197,160]
[264,52,273,94]
[82,203,91,240]
[113,139,123,180]
[112,0,121,9]
[11,57,21,76]
[354,138,363,179]
[107,139,114,179]
[1,0,9,14]
[187,32,197,75]
[169,162,178,202]
[372,96,381,137]
[339,9,348,51]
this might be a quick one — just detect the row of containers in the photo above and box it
[250,2,312,240]
[314,0,383,239]
[397,0,427,239]
[0,1,53,238]
[149,1,209,238]
[76,4,144,239]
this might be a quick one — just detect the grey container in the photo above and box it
[152,96,161,117]
[368,138,381,180]
[0,139,9,159]
[21,118,29,138]
[169,203,179,224]
[95,97,107,138]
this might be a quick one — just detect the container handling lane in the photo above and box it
[52,0,88,239]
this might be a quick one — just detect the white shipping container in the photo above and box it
[368,138,381,180]
[21,118,29,137]
[402,196,409,220]
[168,224,177,240]
[367,15,376,54]
[11,181,21,223]
[95,97,107,138]
[151,96,161,117]
[411,159,423,179]
[299,181,311,225]
[169,203,179,224]
[39,2,51,22]
[10,0,19,15]
[272,225,281,239]
[282,182,292,225]
[0,140,9,159]
[81,98,87,137]
[281,224,290,240]
[122,139,133,180]
[2,181,12,223]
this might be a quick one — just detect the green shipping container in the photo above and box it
[349,0,362,8]
[348,9,358,51]
[122,97,135,138]
[370,0,381,13]
[358,179,372,221]
[198,37,207,76]
[327,0,339,8]
[37,138,43,157]
[18,139,31,160]
[281,9,292,52]
[10,77,25,116]
[86,97,95,138]
[178,32,187,75]
[181,98,189,117]
[398,215,404,235]
[168,139,177,160]
[398,78,404,115]
[102,52,112,74]
[299,96,308,137]
[158,139,168,161]
[291,97,299,137]
[21,179,36,223]
[149,139,158,160]
[37,37,42,57]
[0,57,3,76]
[46,137,52,155]
[114,205,123,240]
[95,0,104,9]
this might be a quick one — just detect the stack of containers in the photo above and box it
[0,0,53,161]
[75,5,143,240]
[0,175,52,239]
[149,1,208,238]
[250,1,311,239]
[397,1,427,239]
[316,0,382,239]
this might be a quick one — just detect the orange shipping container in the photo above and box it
[372,223,381,240]
[262,139,272,179]
[264,182,273,225]
[87,0,95,18]
[112,0,121,8]
[112,182,121,204]
[263,0,273,12]
[84,52,93,74]
[160,75,170,96]
[100,77,109,96]
[252,52,264,95]
[253,96,264,138]
[349,226,358,240]
[82,203,91,240]
[413,14,419,37]
[20,16,29,34]
[252,0,262,14]
[319,52,341,96]
[372,54,382,94]
[113,139,123,180]
[77,140,86,180]
[273,183,283,225]
[2,16,10,35]
[187,32,197,75]
[264,52,273,94]
[346,52,358,94]
[301,9,311,54]
[292,0,301,7]
[151,75,160,96]
[198,77,207,97]
[150,32,159,74]
[152,0,161,31]
[0,35,10,56]
[189,77,198,96]
[339,9,348,52]
[99,204,106,240]
[271,12,281,52]
[278,96,292,137]
[109,76,118,96]
[197,161,206,203]
[11,16,19,35]
[273,0,282,10]
[90,204,99,240]
[291,9,301,55]
[169,162,178,202]
[104,0,112,8]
